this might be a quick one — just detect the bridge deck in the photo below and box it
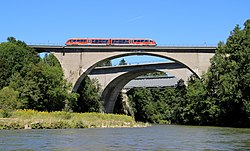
[30,45,216,53]
[90,62,186,75]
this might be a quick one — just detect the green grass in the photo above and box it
[0,110,149,129]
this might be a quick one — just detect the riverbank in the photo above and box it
[0,110,149,130]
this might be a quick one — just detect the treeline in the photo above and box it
[0,37,79,114]
[125,20,250,127]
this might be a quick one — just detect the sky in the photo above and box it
[1,0,250,64]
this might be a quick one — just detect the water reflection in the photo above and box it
[0,125,249,150]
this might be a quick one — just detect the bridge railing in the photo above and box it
[157,43,217,47]
[27,42,65,46]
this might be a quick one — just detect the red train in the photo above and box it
[65,38,157,46]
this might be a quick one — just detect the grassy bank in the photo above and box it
[0,110,149,130]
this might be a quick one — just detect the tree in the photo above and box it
[204,20,250,127]
[0,87,20,110]
[119,58,127,65]
[0,37,40,89]
[43,53,61,67]
[0,86,20,117]
[9,61,74,111]
[75,76,102,112]
[7,37,16,43]
[0,37,78,112]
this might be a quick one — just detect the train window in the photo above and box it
[101,40,108,43]
[92,40,108,44]
[112,40,129,44]
[113,40,121,44]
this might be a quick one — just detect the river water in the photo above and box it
[0,125,249,151]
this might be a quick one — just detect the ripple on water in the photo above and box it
[0,125,250,150]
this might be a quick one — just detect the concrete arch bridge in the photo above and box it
[89,62,190,113]
[31,45,216,113]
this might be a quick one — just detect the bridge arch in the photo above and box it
[102,69,162,113]
[72,52,200,92]
[100,67,194,113]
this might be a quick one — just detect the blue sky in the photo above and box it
[1,0,250,64]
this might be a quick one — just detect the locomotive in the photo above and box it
[65,38,157,46]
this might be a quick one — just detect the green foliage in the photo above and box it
[0,110,148,129]
[75,76,102,112]
[203,20,250,127]
[0,87,20,118]
[128,88,153,122]
[0,38,75,112]
[8,61,73,111]
[43,53,61,67]
[0,87,20,110]
[0,38,40,88]
[183,77,220,125]
[127,87,174,124]
[119,58,127,65]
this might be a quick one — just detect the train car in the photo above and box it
[131,38,156,46]
[89,38,110,46]
[65,38,88,45]
[65,38,157,46]
[110,38,131,46]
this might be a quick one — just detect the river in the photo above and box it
[0,125,249,150]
